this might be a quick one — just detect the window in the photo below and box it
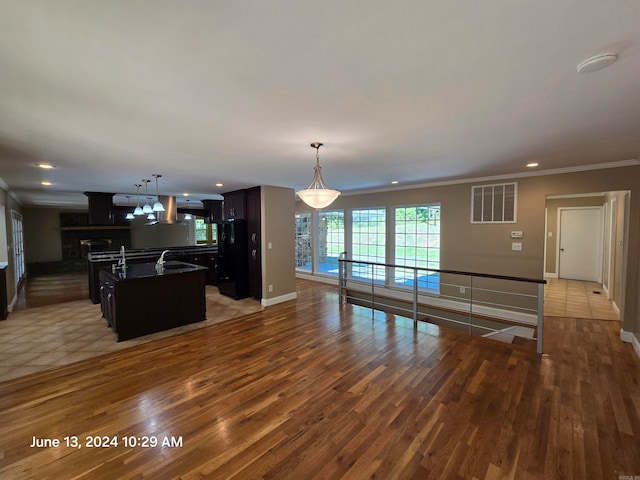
[295,213,312,271]
[317,210,344,275]
[471,182,516,223]
[195,217,217,244]
[394,204,440,290]
[351,208,386,281]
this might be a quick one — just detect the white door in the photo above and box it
[558,207,603,282]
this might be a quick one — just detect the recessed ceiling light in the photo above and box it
[182,193,189,196]
[526,162,539,168]
[41,181,52,186]
[35,163,55,169]
[391,180,399,184]
[215,183,223,187]
[577,53,618,74]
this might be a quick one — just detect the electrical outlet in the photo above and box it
[268,284,273,292]
[460,287,466,293]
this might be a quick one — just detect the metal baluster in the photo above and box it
[468,276,473,336]
[371,263,375,320]
[537,283,544,354]
[413,268,418,324]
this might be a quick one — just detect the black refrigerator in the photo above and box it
[217,219,250,299]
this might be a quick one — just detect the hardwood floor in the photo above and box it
[0,279,639,479]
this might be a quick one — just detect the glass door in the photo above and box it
[12,211,25,287]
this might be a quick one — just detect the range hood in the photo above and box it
[147,195,184,225]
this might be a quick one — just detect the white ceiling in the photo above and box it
[1,1,639,208]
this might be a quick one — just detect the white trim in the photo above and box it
[612,301,620,317]
[341,159,639,196]
[8,294,17,313]
[261,291,298,307]
[620,329,640,359]
[296,272,339,286]
[544,272,558,279]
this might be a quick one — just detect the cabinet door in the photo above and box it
[223,191,246,219]
[246,187,262,299]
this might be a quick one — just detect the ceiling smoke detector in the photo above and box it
[577,53,618,73]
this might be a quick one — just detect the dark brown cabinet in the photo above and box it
[221,186,263,300]
[99,262,207,342]
[223,190,246,219]
[84,192,115,225]
[0,264,8,320]
[246,187,262,299]
[201,199,222,224]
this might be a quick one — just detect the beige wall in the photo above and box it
[262,186,296,303]
[296,165,640,340]
[22,207,80,263]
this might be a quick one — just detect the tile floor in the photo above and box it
[0,275,263,383]
[543,277,619,320]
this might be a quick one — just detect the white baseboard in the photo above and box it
[620,329,640,359]
[261,291,297,307]
[544,273,558,279]
[7,294,17,313]
[612,301,620,317]
[295,272,339,286]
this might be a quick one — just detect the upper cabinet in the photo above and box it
[84,192,115,225]
[223,190,246,219]
[201,199,223,224]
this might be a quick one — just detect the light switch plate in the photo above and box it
[512,242,523,251]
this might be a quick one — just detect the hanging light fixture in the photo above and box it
[297,142,340,209]
[141,179,153,213]
[184,199,193,220]
[125,195,135,220]
[152,173,165,212]
[146,195,156,219]
[133,184,144,216]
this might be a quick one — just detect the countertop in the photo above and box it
[89,244,217,262]
[102,260,209,282]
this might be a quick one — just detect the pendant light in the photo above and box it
[133,184,144,216]
[183,199,193,220]
[141,179,153,214]
[152,173,165,212]
[125,196,135,220]
[297,142,341,209]
[146,198,156,220]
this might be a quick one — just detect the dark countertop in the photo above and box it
[102,261,209,282]
[88,244,217,263]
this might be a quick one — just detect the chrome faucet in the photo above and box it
[118,245,127,270]
[156,250,170,269]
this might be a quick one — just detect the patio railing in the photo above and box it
[338,252,547,354]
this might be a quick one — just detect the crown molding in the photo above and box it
[343,158,640,196]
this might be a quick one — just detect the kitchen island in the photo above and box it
[99,260,208,342]
[88,244,217,304]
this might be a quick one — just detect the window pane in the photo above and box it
[195,218,208,243]
[318,211,344,275]
[295,213,312,271]
[394,204,440,291]
[351,208,386,281]
[493,185,504,222]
